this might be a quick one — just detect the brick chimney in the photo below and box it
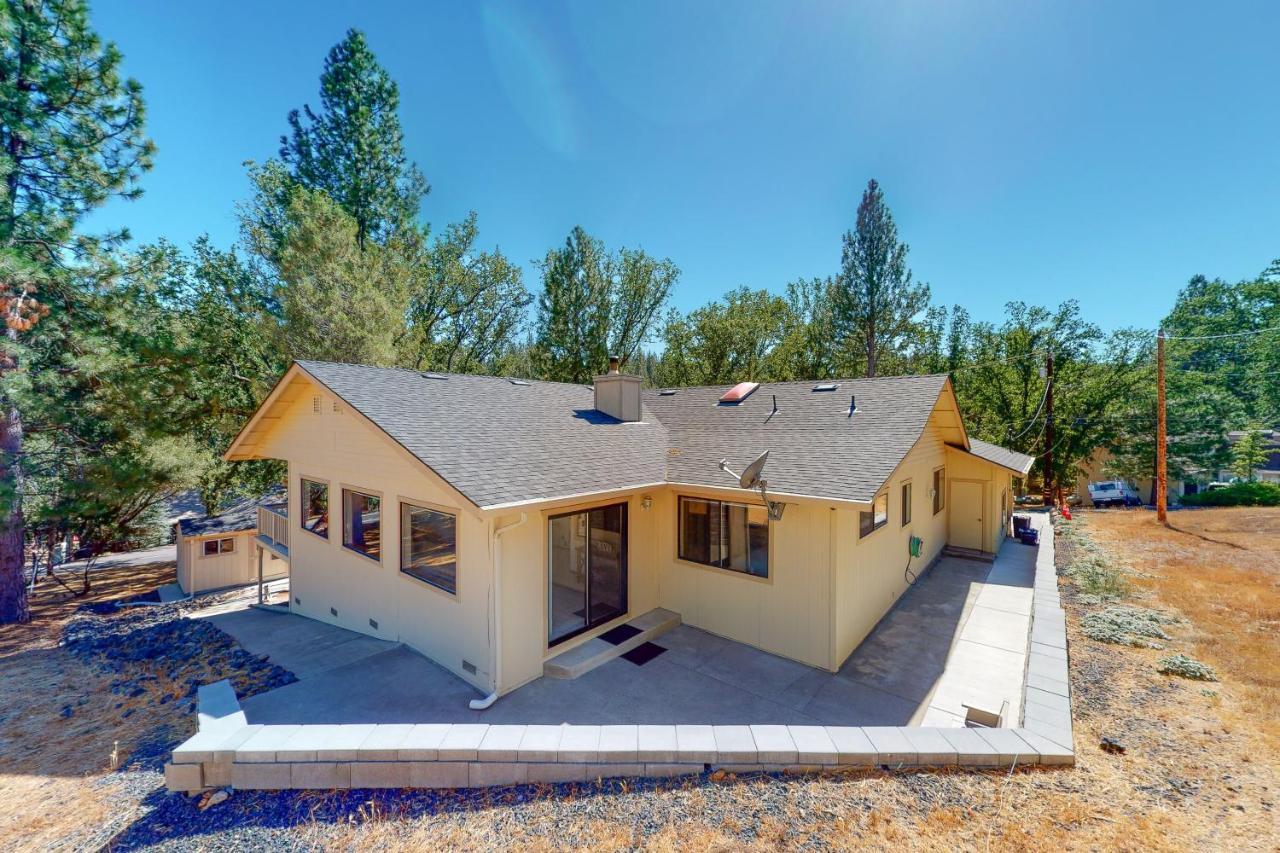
[594,355,642,422]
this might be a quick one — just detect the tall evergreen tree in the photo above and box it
[0,0,152,622]
[534,226,676,383]
[833,179,930,377]
[280,29,427,249]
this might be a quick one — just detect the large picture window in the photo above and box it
[342,489,381,560]
[401,502,457,594]
[678,496,768,578]
[860,492,889,538]
[933,467,946,515]
[301,478,329,538]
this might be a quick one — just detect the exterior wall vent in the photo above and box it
[462,660,478,675]
[368,618,378,630]
[332,401,342,413]
[312,396,321,414]
[294,596,301,605]
[330,606,338,617]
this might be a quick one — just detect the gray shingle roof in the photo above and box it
[966,438,1035,475]
[644,375,950,503]
[289,362,1025,508]
[178,488,284,537]
[296,362,670,508]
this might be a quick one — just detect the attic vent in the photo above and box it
[312,396,321,414]
[659,389,677,396]
[332,401,342,413]
[508,378,531,386]
[719,381,759,404]
[813,383,839,392]
[420,372,447,380]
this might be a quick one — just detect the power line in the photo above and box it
[1162,325,1280,341]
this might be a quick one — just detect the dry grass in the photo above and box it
[0,559,182,853]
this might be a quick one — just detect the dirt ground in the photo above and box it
[1,509,1277,851]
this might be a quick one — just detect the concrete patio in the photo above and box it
[197,530,1038,729]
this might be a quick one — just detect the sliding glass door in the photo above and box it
[548,503,627,645]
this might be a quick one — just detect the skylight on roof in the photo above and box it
[659,389,677,396]
[813,382,839,392]
[719,381,759,404]
[508,378,531,386]
[420,372,447,380]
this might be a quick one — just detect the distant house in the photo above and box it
[224,360,1033,702]
[1221,429,1280,483]
[176,491,289,594]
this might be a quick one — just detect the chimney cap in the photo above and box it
[607,355,620,374]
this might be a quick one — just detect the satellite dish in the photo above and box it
[717,450,786,521]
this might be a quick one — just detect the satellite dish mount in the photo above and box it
[718,450,787,521]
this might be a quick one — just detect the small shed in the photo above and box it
[176,492,288,594]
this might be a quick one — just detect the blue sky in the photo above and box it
[89,1,1280,332]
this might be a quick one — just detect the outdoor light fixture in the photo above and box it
[641,495,653,510]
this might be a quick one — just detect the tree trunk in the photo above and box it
[0,354,28,622]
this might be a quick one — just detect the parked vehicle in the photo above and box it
[1087,480,1141,508]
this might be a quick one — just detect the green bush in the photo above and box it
[1180,481,1280,507]
[1157,654,1218,681]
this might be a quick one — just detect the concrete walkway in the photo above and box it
[199,534,1038,728]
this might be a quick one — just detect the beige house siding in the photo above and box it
[255,382,494,693]
[176,529,285,594]
[833,415,951,668]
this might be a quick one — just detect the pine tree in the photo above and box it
[1231,428,1269,481]
[833,179,930,377]
[0,0,152,623]
[280,29,427,249]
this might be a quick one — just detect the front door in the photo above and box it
[548,503,627,645]
[950,480,985,551]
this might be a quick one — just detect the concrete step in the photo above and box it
[942,545,996,563]
[543,608,681,679]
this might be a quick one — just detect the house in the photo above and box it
[1221,429,1280,483]
[1071,447,1193,506]
[223,360,1034,703]
[176,492,290,595]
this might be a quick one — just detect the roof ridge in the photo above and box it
[648,373,950,392]
[294,359,593,390]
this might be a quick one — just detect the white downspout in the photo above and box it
[469,511,528,710]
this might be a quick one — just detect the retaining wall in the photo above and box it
[165,514,1073,793]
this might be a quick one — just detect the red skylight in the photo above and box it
[719,381,759,403]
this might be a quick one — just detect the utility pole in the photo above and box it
[1042,349,1055,507]
[1156,329,1168,524]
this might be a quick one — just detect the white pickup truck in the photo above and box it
[1087,480,1141,508]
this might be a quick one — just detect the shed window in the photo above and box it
[901,482,912,526]
[301,478,329,538]
[401,503,457,594]
[860,492,889,538]
[342,489,381,560]
[933,467,946,515]
[202,537,235,556]
[678,496,768,577]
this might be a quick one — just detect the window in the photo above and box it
[933,467,946,515]
[678,496,769,578]
[202,537,235,556]
[342,489,381,560]
[401,503,457,594]
[301,478,329,538]
[860,492,889,538]
[901,482,913,526]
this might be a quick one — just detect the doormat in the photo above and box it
[621,642,667,666]
[599,624,642,646]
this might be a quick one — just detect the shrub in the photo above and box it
[1157,654,1218,681]
[1180,481,1280,507]
[1081,605,1176,647]
[1063,551,1130,599]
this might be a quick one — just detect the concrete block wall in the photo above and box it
[164,514,1073,794]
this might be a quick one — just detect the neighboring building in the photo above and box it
[176,492,289,594]
[224,361,1034,701]
[1072,448,1190,506]
[1220,429,1280,483]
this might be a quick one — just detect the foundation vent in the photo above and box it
[368,618,378,630]
[462,660,478,675]
[330,606,338,617]
[294,596,301,605]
